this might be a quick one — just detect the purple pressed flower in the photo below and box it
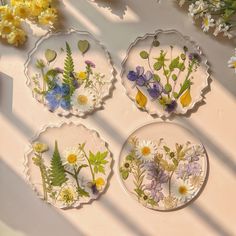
[147,83,162,99]
[189,53,201,62]
[186,162,201,176]
[165,100,177,113]
[136,66,144,76]
[85,60,96,68]
[146,162,168,184]
[127,70,138,81]
[136,75,146,86]
[146,180,164,202]
[144,71,153,81]
[176,163,186,179]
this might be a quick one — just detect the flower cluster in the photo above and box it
[177,0,236,38]
[120,137,206,210]
[32,41,107,115]
[127,40,201,114]
[32,141,109,208]
[0,0,57,46]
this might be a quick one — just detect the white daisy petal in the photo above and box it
[63,146,84,167]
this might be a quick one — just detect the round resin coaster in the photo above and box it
[25,122,112,209]
[25,29,114,116]
[121,30,209,117]
[119,122,208,211]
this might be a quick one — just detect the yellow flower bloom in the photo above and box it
[38,8,57,25]
[7,28,26,46]
[0,21,15,38]
[33,142,49,153]
[14,4,30,19]
[95,177,105,190]
[75,71,87,80]
[180,89,192,107]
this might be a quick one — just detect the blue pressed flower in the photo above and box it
[147,83,162,99]
[127,70,138,81]
[165,100,177,113]
[136,66,144,76]
[144,70,153,81]
[136,75,146,86]
[45,84,71,112]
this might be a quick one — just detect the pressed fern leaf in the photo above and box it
[49,141,68,187]
[63,42,75,96]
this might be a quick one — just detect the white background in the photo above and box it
[0,0,236,235]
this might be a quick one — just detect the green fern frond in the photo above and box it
[49,141,68,187]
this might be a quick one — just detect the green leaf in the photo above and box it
[89,151,108,175]
[63,42,75,96]
[78,40,90,54]
[153,74,161,82]
[140,50,149,59]
[153,61,162,71]
[49,141,68,187]
[172,74,177,81]
[172,158,178,166]
[45,49,57,63]
[163,145,170,153]
[165,83,172,93]
[121,170,129,180]
[169,56,180,71]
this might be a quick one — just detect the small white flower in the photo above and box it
[172,180,196,202]
[135,140,157,162]
[71,86,95,113]
[228,55,236,73]
[202,14,215,32]
[57,183,78,207]
[63,146,84,167]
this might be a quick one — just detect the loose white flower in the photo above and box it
[228,55,236,73]
[71,86,95,113]
[202,14,215,32]
[135,139,157,162]
[63,146,84,167]
[172,180,196,202]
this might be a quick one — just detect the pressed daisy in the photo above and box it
[33,142,48,153]
[58,184,77,207]
[71,87,95,113]
[228,54,236,73]
[202,14,215,32]
[135,139,157,162]
[172,180,195,202]
[63,146,84,167]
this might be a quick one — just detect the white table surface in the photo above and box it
[0,1,236,235]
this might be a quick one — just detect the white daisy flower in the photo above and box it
[71,86,95,113]
[202,14,215,32]
[57,183,78,207]
[135,140,157,162]
[228,55,236,73]
[63,146,84,167]
[172,180,196,202]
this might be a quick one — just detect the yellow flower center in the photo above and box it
[95,177,105,188]
[204,18,209,26]
[76,72,87,80]
[77,95,88,105]
[178,185,188,195]
[141,146,151,156]
[233,62,236,68]
[2,26,11,34]
[67,154,77,164]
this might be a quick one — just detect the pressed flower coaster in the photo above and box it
[25,29,114,116]
[25,122,112,209]
[119,122,208,211]
[121,30,210,117]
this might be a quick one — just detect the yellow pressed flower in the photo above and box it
[95,177,105,190]
[135,88,147,108]
[14,4,30,19]
[33,142,49,153]
[35,0,51,8]
[10,0,24,6]
[0,7,21,27]
[0,21,15,38]
[38,8,57,25]
[180,89,192,107]
[75,71,87,80]
[29,2,43,17]
[0,6,8,14]
[7,28,26,46]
